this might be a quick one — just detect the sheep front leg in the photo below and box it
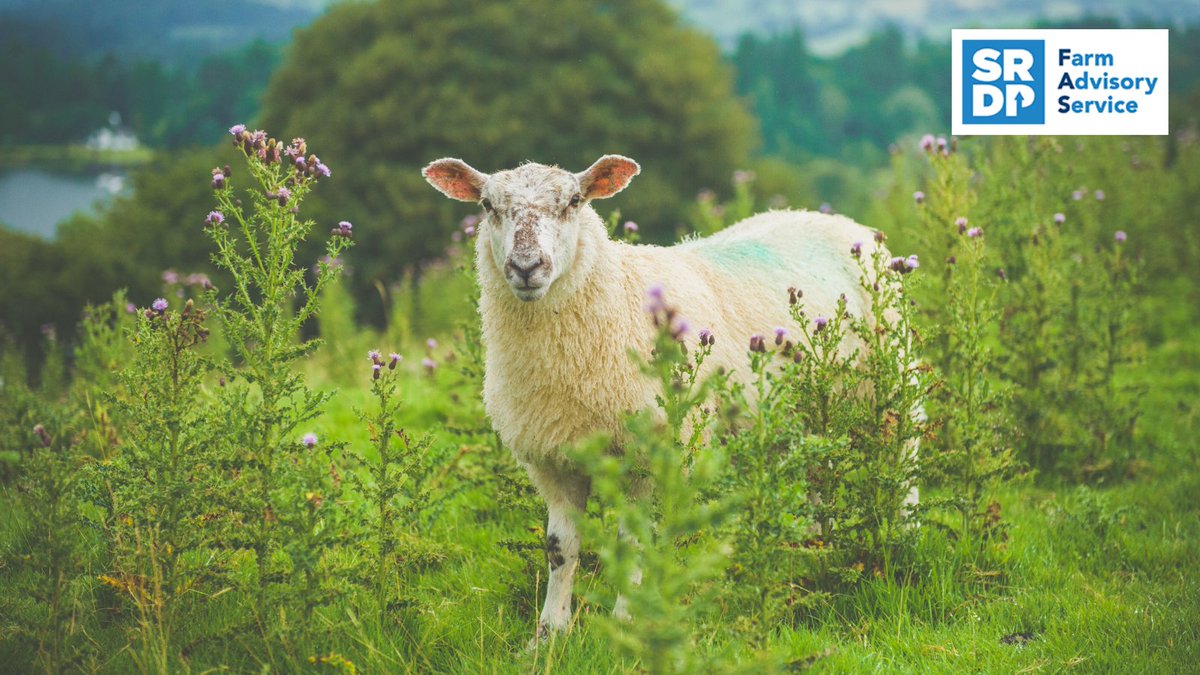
[612,474,651,622]
[526,464,589,645]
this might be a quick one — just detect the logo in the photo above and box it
[962,40,1045,124]
[952,29,1169,135]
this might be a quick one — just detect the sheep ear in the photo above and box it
[576,155,640,200]
[423,158,489,202]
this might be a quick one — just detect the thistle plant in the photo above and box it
[571,288,733,674]
[203,126,352,633]
[349,350,462,628]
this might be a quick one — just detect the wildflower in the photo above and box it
[229,123,246,136]
[1072,190,1084,201]
[913,191,925,205]
[372,363,382,380]
[464,225,476,237]
[850,241,862,257]
[774,326,787,345]
[463,214,480,228]
[211,167,226,189]
[1115,230,1127,243]
[644,284,666,314]
[788,286,802,305]
[672,318,690,339]
[1094,189,1106,201]
[125,302,136,314]
[819,202,833,214]
[315,162,331,178]
[947,255,957,265]
[937,136,949,153]
[814,316,829,332]
[749,334,766,353]
[696,189,715,203]
[302,433,318,448]
[268,186,292,205]
[426,338,438,351]
[389,352,402,369]
[919,133,935,151]
[162,269,179,284]
[331,220,353,238]
[732,169,755,185]
[422,357,436,373]
[906,254,920,270]
[956,217,968,233]
[699,327,714,347]
[368,350,382,364]
[33,423,51,447]
[204,210,225,227]
[1053,213,1065,224]
[888,256,906,272]
[874,230,887,243]
[997,268,1008,281]
[967,227,983,238]
[623,221,639,234]
[152,298,168,312]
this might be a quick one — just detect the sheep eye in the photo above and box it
[569,194,581,208]
[481,198,493,212]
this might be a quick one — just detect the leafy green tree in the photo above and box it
[259,0,755,294]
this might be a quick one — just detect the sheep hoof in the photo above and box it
[524,622,553,653]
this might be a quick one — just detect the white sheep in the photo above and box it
[423,155,907,644]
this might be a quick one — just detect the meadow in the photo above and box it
[1,129,1198,674]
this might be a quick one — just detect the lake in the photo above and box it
[0,167,128,238]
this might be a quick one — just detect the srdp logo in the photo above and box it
[962,40,1045,124]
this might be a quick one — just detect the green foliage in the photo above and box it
[570,300,735,674]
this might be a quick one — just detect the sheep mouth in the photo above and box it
[511,282,548,302]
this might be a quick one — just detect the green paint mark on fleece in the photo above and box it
[694,239,780,269]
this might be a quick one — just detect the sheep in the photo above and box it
[422,154,908,644]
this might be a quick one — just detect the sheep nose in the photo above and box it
[507,257,545,282]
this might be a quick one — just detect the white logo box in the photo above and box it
[952,29,1169,136]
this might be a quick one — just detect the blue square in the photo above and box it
[962,39,1045,125]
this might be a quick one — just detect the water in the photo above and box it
[0,167,128,238]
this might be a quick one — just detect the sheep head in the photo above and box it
[423,155,640,302]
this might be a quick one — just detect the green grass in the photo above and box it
[2,326,1197,672]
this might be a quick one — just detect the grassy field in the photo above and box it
[2,134,1198,673]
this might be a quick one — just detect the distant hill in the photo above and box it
[3,0,1199,64]
[670,0,1200,52]
[0,0,326,63]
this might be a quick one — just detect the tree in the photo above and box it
[259,0,756,302]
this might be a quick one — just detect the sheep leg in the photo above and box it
[528,465,589,644]
[612,475,652,621]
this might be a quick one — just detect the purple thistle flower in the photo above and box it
[367,350,381,364]
[936,136,948,152]
[125,302,136,314]
[1115,230,1127,243]
[623,221,639,234]
[204,211,225,227]
[389,353,402,369]
[956,217,968,233]
[906,254,920,270]
[889,256,906,272]
[850,241,863,257]
[372,363,382,380]
[913,191,925,204]
[152,298,168,312]
[699,327,714,347]
[229,124,246,136]
[645,284,666,313]
[819,202,833,214]
[162,269,179,284]
[426,338,438,351]
[1094,189,1105,201]
[316,162,331,178]
[422,357,436,373]
[749,334,766,353]
[212,172,225,189]
[774,326,787,345]
[919,134,935,151]
[332,220,353,238]
[302,433,318,448]
[463,225,476,237]
[1072,190,1084,201]
[1053,213,1065,224]
[814,316,829,332]
[672,318,690,339]
[463,214,480,228]
[338,221,352,232]
[966,227,983,238]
